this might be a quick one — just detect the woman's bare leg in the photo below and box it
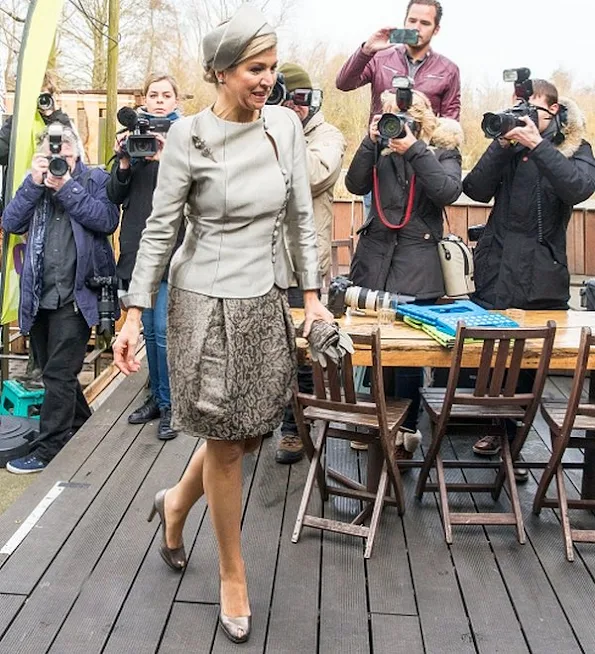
[162,441,207,548]
[204,436,262,617]
[162,435,262,617]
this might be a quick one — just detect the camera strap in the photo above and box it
[372,163,416,230]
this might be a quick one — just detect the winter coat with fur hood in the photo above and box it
[345,118,463,300]
[464,97,595,311]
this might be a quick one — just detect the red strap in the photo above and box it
[373,165,416,230]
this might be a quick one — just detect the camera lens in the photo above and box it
[37,93,54,112]
[378,113,405,140]
[481,112,519,139]
[267,82,284,105]
[48,156,69,177]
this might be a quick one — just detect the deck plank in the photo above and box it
[0,594,25,641]
[371,614,424,654]
[441,434,529,654]
[47,434,199,654]
[101,439,259,654]
[318,438,370,654]
[210,436,290,654]
[402,439,476,654]
[452,431,583,654]
[0,370,147,556]
[0,424,165,652]
[157,602,219,654]
[1,374,595,652]
[265,458,322,654]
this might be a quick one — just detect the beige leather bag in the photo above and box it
[438,234,475,297]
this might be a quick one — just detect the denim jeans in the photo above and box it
[142,281,171,409]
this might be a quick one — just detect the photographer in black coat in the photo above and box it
[107,73,183,440]
[346,88,463,456]
[464,79,595,462]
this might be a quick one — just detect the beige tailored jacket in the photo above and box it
[304,111,346,277]
[123,105,321,308]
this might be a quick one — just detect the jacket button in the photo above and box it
[273,229,279,237]
[424,233,431,240]
[272,256,276,263]
[272,246,276,254]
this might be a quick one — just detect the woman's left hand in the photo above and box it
[388,124,417,155]
[145,133,166,162]
[302,290,334,338]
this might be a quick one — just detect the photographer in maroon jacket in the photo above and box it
[336,0,460,122]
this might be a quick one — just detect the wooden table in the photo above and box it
[292,308,595,499]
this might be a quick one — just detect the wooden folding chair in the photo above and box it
[534,326,595,561]
[416,320,556,544]
[292,328,410,558]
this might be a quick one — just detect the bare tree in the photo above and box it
[0,0,28,89]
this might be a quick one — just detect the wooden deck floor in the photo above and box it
[1,370,595,653]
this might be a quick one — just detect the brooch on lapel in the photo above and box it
[192,136,216,162]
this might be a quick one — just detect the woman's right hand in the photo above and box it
[369,114,382,144]
[114,132,130,170]
[113,308,142,375]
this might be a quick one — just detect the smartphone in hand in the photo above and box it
[389,28,419,45]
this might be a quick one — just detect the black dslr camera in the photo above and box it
[116,107,171,158]
[327,276,415,319]
[266,72,323,109]
[46,123,70,177]
[377,76,420,146]
[481,68,538,139]
[86,276,119,339]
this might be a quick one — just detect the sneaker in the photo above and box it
[350,440,368,451]
[275,434,304,464]
[6,453,47,474]
[157,406,178,441]
[128,395,160,424]
[472,434,501,456]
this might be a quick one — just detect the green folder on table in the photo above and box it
[403,316,477,348]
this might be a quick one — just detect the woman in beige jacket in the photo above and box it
[112,5,332,645]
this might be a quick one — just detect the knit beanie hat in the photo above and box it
[278,63,312,91]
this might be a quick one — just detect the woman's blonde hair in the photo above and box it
[203,33,277,84]
[143,73,179,98]
[380,89,438,144]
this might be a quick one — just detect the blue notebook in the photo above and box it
[397,301,519,337]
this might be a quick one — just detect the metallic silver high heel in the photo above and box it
[219,612,252,644]
[147,489,186,571]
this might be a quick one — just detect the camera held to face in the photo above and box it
[116,107,171,158]
[266,72,323,109]
[481,67,538,139]
[377,76,420,146]
[86,276,119,339]
[46,123,70,177]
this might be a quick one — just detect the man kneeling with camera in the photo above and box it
[464,75,595,470]
[2,126,119,473]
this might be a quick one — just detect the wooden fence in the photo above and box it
[332,195,595,276]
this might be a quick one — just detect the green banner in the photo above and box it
[1,0,66,325]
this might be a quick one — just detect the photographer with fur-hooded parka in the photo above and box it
[464,79,595,312]
[345,88,463,456]
[463,79,595,463]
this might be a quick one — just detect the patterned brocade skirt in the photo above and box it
[167,285,297,441]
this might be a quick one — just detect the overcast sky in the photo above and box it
[278,0,595,91]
